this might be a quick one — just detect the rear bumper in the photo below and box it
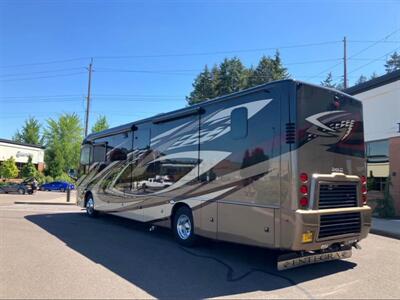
[289,206,371,251]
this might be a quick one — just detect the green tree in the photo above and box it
[215,57,247,96]
[43,113,83,178]
[0,157,19,179]
[20,156,37,178]
[355,75,368,85]
[13,117,42,145]
[248,55,274,87]
[385,51,400,73]
[271,50,289,80]
[91,115,109,133]
[186,65,216,105]
[320,72,337,88]
[370,72,379,79]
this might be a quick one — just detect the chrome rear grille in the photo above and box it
[318,183,358,209]
[318,212,361,239]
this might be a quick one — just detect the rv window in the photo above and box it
[80,145,91,165]
[92,144,107,162]
[231,107,248,139]
[134,128,151,149]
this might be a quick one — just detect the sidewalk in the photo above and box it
[13,191,77,205]
[371,217,400,239]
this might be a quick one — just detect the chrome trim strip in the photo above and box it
[217,200,279,209]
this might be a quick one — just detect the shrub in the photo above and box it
[54,172,75,183]
[44,175,54,183]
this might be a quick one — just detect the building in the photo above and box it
[345,70,400,214]
[0,138,45,175]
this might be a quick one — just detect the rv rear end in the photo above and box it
[278,82,371,270]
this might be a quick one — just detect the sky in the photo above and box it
[0,0,399,140]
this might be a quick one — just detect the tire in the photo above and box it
[18,188,25,195]
[172,206,196,247]
[60,188,65,193]
[85,196,97,218]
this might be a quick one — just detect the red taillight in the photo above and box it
[361,176,367,184]
[361,175,367,205]
[300,173,308,183]
[300,197,309,207]
[300,185,308,195]
[361,185,367,194]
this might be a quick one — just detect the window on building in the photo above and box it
[231,107,248,139]
[366,139,389,163]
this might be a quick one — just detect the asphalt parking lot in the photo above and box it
[1,193,400,299]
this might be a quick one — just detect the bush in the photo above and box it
[54,172,75,183]
[44,175,54,183]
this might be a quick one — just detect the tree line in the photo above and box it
[0,115,109,182]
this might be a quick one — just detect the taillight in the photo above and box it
[361,175,367,205]
[300,173,308,183]
[300,185,308,195]
[299,172,309,208]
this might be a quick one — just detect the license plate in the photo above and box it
[277,249,352,271]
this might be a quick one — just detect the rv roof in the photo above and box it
[84,79,355,143]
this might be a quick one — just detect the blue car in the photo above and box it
[40,181,75,192]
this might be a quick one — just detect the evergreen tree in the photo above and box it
[384,51,400,73]
[20,156,37,178]
[215,57,247,96]
[13,117,42,145]
[370,72,379,80]
[248,55,274,87]
[271,50,289,80]
[43,113,83,178]
[186,65,216,105]
[0,157,19,179]
[355,75,368,85]
[91,115,109,133]
[320,72,337,88]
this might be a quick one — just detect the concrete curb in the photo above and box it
[370,229,400,240]
[14,201,76,206]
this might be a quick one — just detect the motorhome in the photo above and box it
[76,80,371,270]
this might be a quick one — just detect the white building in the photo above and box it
[345,70,400,215]
[0,138,45,174]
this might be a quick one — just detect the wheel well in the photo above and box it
[170,202,191,226]
[84,191,93,206]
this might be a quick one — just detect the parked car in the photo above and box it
[40,181,75,192]
[0,183,32,194]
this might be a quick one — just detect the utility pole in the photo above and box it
[84,58,93,137]
[343,36,348,89]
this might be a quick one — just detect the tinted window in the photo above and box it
[134,128,151,150]
[92,144,107,162]
[231,107,248,139]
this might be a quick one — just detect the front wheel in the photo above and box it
[18,188,25,195]
[172,206,196,247]
[85,196,97,217]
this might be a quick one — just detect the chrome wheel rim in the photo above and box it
[177,214,191,240]
[86,198,94,214]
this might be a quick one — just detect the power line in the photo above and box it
[348,28,400,59]
[0,72,87,82]
[348,46,400,75]
[0,67,86,78]
[0,57,90,69]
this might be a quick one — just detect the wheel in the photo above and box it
[18,188,25,195]
[85,196,97,217]
[172,206,196,247]
[60,188,65,192]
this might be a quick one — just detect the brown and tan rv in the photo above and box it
[76,80,371,270]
